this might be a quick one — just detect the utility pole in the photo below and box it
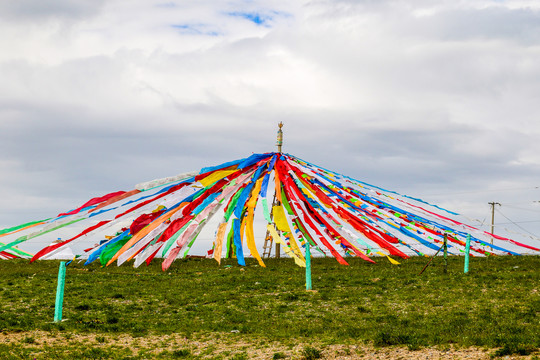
[488,202,501,250]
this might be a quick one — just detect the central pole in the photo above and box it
[275,122,283,258]
[277,122,283,153]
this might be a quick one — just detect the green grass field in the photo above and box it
[0,255,538,359]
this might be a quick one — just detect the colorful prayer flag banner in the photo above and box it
[1,152,537,269]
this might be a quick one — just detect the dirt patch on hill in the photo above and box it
[0,330,536,359]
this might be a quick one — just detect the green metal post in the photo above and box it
[464,234,471,274]
[443,234,448,274]
[54,261,66,322]
[305,242,312,290]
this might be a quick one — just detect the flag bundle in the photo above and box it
[0,153,537,270]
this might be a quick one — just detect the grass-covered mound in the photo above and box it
[0,256,538,359]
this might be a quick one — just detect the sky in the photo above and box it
[1,0,540,251]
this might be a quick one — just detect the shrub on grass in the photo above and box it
[406,338,421,351]
[492,343,536,357]
[75,304,91,311]
[374,331,410,346]
[301,346,322,360]
[272,351,286,359]
[81,347,108,358]
[171,348,190,357]
[106,315,119,324]
[356,305,370,313]
[21,336,36,344]
[282,293,299,301]
[373,330,424,350]
[95,336,106,343]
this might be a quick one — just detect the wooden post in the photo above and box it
[54,261,66,322]
[419,244,444,275]
[305,242,312,290]
[464,234,471,274]
[443,234,448,274]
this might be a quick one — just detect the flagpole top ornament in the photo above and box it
[277,122,284,153]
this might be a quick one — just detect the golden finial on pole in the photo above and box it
[277,122,284,153]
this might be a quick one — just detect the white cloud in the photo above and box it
[1,0,539,248]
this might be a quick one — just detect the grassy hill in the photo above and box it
[0,255,538,359]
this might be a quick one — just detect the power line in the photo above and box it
[499,201,540,206]
[501,204,540,213]
[495,208,539,238]
[423,186,539,197]
[497,220,540,225]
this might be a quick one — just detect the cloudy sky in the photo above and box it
[1,0,540,248]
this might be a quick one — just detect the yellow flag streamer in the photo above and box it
[272,205,289,232]
[266,224,305,267]
[244,178,265,266]
[213,222,228,265]
[272,205,305,260]
[245,209,265,267]
[199,169,237,188]
[375,251,400,265]
[246,178,263,209]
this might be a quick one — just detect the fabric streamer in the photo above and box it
[1,152,536,269]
